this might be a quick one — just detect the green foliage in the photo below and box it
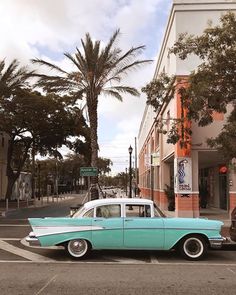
[164,184,175,211]
[142,73,175,112]
[32,29,152,179]
[97,157,113,175]
[142,12,236,157]
[0,59,90,198]
[207,107,236,161]
[170,12,236,158]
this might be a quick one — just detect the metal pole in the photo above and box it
[135,137,138,184]
[125,168,128,196]
[32,140,36,207]
[129,146,132,198]
[151,155,154,201]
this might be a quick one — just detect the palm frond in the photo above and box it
[64,52,82,72]
[108,59,152,81]
[104,86,140,97]
[0,60,5,74]
[31,58,68,75]
[102,89,123,101]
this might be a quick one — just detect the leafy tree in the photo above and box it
[0,59,89,199]
[32,29,152,196]
[97,157,113,175]
[142,12,236,155]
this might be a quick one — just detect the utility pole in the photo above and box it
[135,137,138,185]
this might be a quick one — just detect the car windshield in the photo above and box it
[72,205,86,218]
[154,203,166,218]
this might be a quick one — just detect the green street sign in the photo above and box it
[80,167,98,177]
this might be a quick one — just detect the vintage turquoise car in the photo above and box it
[26,198,225,260]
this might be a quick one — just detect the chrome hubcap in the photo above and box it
[184,238,203,258]
[68,239,87,257]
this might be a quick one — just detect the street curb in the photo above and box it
[0,195,81,217]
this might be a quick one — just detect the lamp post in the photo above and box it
[125,167,128,196]
[128,145,133,198]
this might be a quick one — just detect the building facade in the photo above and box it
[138,0,236,217]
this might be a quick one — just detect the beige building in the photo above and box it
[138,0,236,217]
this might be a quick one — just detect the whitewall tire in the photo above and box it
[179,235,207,260]
[66,239,90,259]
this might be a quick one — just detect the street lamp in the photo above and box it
[128,145,133,199]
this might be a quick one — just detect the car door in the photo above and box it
[123,203,164,249]
[91,204,123,249]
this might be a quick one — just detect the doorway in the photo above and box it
[219,173,228,210]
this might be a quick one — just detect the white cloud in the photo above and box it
[0,0,171,174]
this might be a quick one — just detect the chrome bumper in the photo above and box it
[26,232,40,246]
[209,237,226,249]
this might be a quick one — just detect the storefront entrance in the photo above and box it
[219,173,228,210]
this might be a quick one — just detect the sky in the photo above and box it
[0,0,172,174]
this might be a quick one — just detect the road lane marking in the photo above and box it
[0,238,21,241]
[227,268,236,274]
[1,260,236,266]
[34,274,58,295]
[0,240,54,262]
[0,224,29,227]
[105,255,147,264]
[150,254,159,264]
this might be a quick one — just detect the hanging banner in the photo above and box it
[151,152,160,166]
[174,157,192,194]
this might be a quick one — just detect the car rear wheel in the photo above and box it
[179,235,207,260]
[66,239,90,258]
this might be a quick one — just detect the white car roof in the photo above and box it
[83,198,153,209]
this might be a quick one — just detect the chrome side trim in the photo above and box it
[26,235,40,246]
[209,237,226,249]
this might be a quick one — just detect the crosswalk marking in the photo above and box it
[0,224,29,227]
[0,240,54,262]
[150,255,159,264]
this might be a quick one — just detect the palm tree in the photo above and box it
[32,29,152,195]
[0,59,32,97]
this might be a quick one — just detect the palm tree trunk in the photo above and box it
[87,94,99,199]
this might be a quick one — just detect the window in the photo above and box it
[96,205,121,218]
[154,204,166,218]
[83,208,94,218]
[125,204,151,218]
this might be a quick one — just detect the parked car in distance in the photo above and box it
[26,198,225,261]
[230,206,236,242]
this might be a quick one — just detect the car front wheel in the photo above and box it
[66,239,90,259]
[179,235,207,260]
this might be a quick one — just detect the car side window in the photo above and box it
[82,208,94,218]
[125,204,151,218]
[96,205,121,218]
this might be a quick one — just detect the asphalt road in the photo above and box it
[0,196,236,294]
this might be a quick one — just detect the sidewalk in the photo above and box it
[0,193,81,217]
[164,207,231,237]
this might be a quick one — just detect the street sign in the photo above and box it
[80,167,98,177]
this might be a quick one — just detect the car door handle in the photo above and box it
[125,219,133,222]
[94,219,103,222]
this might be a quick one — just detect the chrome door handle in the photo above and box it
[94,219,103,221]
[125,219,133,222]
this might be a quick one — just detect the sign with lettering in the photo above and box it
[80,167,98,177]
[174,157,192,194]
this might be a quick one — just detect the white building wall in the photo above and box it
[138,105,156,154]
[139,0,236,155]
